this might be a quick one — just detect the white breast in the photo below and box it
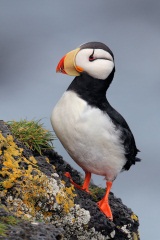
[51,91,126,181]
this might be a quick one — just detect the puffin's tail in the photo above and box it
[135,157,141,162]
[123,155,141,171]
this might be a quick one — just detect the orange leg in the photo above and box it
[64,171,91,193]
[97,181,113,220]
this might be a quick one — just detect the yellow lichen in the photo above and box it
[0,132,38,189]
[45,157,50,163]
[42,211,53,218]
[131,213,139,222]
[61,180,66,185]
[132,232,139,240]
[56,185,76,213]
[2,181,14,189]
[29,156,37,164]
[0,131,77,220]
[0,132,53,217]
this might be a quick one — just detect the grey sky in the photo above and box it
[0,1,160,239]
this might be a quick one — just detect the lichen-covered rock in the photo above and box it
[0,206,64,240]
[0,120,140,239]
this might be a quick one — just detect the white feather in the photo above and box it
[51,91,126,181]
[75,49,114,80]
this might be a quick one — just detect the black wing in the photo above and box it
[105,103,141,170]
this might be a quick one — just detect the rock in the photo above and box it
[0,120,140,240]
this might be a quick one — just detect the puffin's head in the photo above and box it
[56,42,115,80]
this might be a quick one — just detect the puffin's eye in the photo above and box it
[89,50,95,62]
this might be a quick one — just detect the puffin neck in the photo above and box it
[67,71,115,107]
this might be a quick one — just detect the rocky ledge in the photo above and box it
[0,120,140,240]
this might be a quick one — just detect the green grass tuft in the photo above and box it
[7,119,55,155]
[0,214,19,236]
[0,223,7,236]
[89,186,106,202]
[1,216,19,225]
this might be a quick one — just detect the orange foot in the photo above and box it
[97,181,113,221]
[64,171,91,193]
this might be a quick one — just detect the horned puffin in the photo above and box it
[51,42,140,220]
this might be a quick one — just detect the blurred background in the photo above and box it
[0,1,160,239]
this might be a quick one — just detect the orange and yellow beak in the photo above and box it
[56,47,83,76]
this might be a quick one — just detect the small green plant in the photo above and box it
[0,223,7,237]
[0,214,19,236]
[1,216,19,225]
[0,182,5,191]
[89,186,106,202]
[7,119,55,155]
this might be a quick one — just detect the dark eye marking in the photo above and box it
[89,49,95,61]
[89,49,112,62]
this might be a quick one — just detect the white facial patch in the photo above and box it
[75,48,114,80]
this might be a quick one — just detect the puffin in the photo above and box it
[51,42,140,220]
